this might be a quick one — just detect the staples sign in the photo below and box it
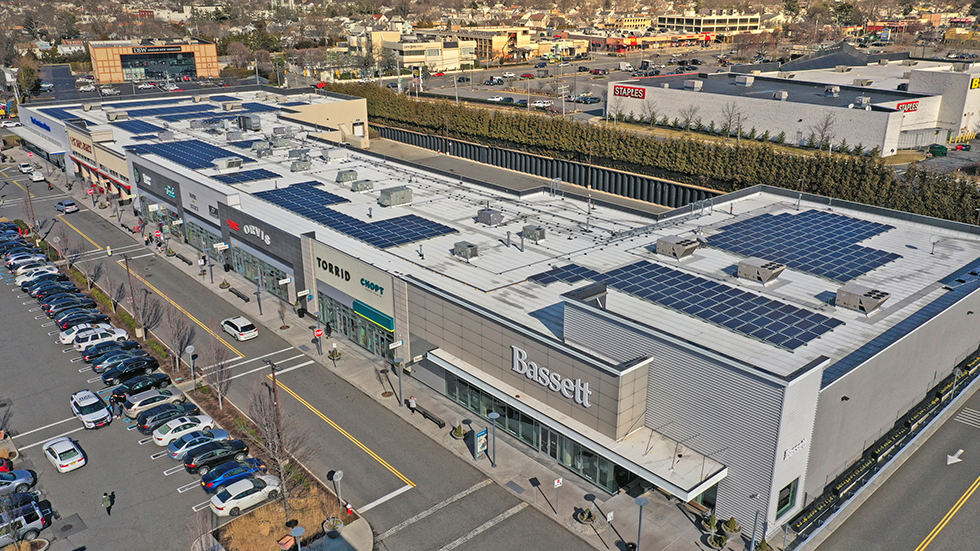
[896,100,919,113]
[613,85,646,100]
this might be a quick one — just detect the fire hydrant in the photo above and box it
[346,503,353,516]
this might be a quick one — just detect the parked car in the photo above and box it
[153,415,215,446]
[101,356,160,386]
[55,200,79,214]
[13,262,52,277]
[15,267,60,286]
[200,458,267,493]
[69,389,112,429]
[123,389,185,419]
[58,323,111,345]
[0,471,36,495]
[433,72,446,77]
[520,73,534,79]
[18,164,33,174]
[74,329,129,352]
[167,429,231,460]
[57,312,110,330]
[501,97,515,103]
[578,66,590,72]
[0,120,21,128]
[0,501,46,545]
[136,82,156,90]
[78,84,96,92]
[535,62,547,68]
[46,298,98,317]
[42,437,86,473]
[221,316,258,341]
[0,459,10,473]
[136,403,202,435]
[100,87,120,96]
[92,352,146,374]
[6,253,45,269]
[501,72,516,78]
[22,273,68,291]
[487,96,504,102]
[110,373,172,404]
[0,492,37,511]
[184,440,249,475]
[30,281,75,299]
[210,475,281,517]
[516,99,528,106]
[558,61,570,67]
[30,172,45,183]
[457,76,470,83]
[579,96,601,104]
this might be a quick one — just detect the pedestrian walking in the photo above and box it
[144,234,150,246]
[102,493,112,516]
[326,322,333,338]
[409,396,417,415]
[114,401,123,419]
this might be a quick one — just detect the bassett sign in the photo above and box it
[613,85,646,99]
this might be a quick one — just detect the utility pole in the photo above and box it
[558,85,569,116]
[264,359,285,452]
[122,254,142,338]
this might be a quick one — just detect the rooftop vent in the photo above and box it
[336,170,358,183]
[193,95,205,103]
[855,96,871,107]
[773,90,788,101]
[777,72,796,79]
[661,83,670,89]
[238,114,260,131]
[902,60,918,66]
[255,148,272,158]
[221,101,243,111]
[351,179,373,192]
[852,78,874,87]
[477,208,503,226]
[273,126,287,135]
[288,148,310,159]
[824,85,840,97]
[272,138,291,148]
[106,111,128,121]
[878,59,889,65]
[324,148,349,162]
[454,241,478,260]
[379,186,412,207]
[190,119,205,129]
[290,160,311,172]
[735,75,754,87]
[737,257,786,285]
[212,157,243,170]
[834,65,852,73]
[836,282,890,315]
[522,225,545,243]
[902,72,912,79]
[251,141,271,151]
[82,103,102,111]
[952,62,973,72]
[684,79,703,91]
[897,83,909,91]
[656,235,699,260]
[227,130,243,142]
[157,131,174,141]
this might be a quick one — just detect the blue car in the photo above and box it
[200,458,267,494]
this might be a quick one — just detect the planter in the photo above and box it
[721,523,741,538]
[219,283,230,289]
[323,517,344,539]
[701,515,717,533]
[450,426,466,440]
[575,509,596,525]
[707,534,727,549]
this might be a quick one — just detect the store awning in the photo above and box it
[70,155,131,190]
[7,126,64,155]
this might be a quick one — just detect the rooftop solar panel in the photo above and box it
[708,210,900,282]
[111,120,165,135]
[213,169,281,184]
[41,107,81,120]
[126,140,255,170]
[209,95,239,103]
[281,101,308,106]
[229,140,261,150]
[242,102,280,113]
[126,104,215,118]
[529,260,843,350]
[103,98,184,109]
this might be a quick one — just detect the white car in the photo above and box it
[136,82,156,90]
[14,263,55,277]
[531,100,553,108]
[15,268,59,286]
[210,475,281,517]
[30,171,45,183]
[501,72,516,78]
[6,253,45,269]
[487,96,504,102]
[221,316,258,341]
[18,163,33,174]
[75,76,94,84]
[559,61,571,67]
[153,415,215,446]
[78,84,96,92]
[59,323,113,345]
[69,389,112,429]
[73,328,128,352]
[42,437,86,473]
[123,388,185,418]
[161,84,178,92]
[100,87,120,96]
[1,120,21,128]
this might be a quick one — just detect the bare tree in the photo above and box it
[679,104,700,130]
[132,280,164,332]
[607,94,625,124]
[278,297,288,330]
[720,102,743,137]
[103,271,127,313]
[640,99,658,126]
[79,260,105,291]
[202,337,232,409]
[247,380,312,519]
[165,304,195,374]
[0,400,12,439]
[186,509,215,551]
[810,112,836,150]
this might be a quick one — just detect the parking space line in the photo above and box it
[360,484,415,514]
[126,424,139,431]
[192,500,210,512]
[177,482,200,493]
[150,451,169,460]
[20,427,85,450]
[62,348,76,354]
[78,366,90,373]
[138,437,153,445]
[40,322,54,327]
[274,380,416,487]
[229,358,312,381]
[11,417,75,440]
[86,376,101,383]
[163,465,185,476]
[70,357,84,363]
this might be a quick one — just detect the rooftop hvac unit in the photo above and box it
[855,96,871,106]
[82,103,102,111]
[212,157,243,170]
[737,257,786,285]
[454,241,478,260]
[273,126,287,135]
[221,101,243,111]
[684,79,702,91]
[878,59,889,65]
[852,78,874,87]
[106,111,128,121]
[952,62,973,72]
[193,96,205,103]
[834,65,852,73]
[157,131,173,141]
[337,170,358,183]
[897,83,909,91]
[902,72,912,79]
[350,179,373,192]
[219,119,234,129]
[776,72,796,79]
[227,130,243,142]
[379,186,412,207]
[824,85,840,97]
[290,160,312,172]
[656,235,699,260]
[251,141,272,150]
[661,83,670,89]
[324,148,349,161]
[773,90,788,101]
[735,75,754,87]
[288,148,310,159]
[238,114,261,131]
[836,282,890,315]
[255,148,273,158]
[190,120,205,129]
[272,138,291,148]
[522,225,545,243]
[902,59,918,66]
[255,92,269,100]
[477,208,503,226]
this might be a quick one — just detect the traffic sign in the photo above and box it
[278,277,293,286]
[296,289,311,298]
[314,328,324,338]
[554,478,563,488]
[87,189,94,195]
[28,152,33,157]
[213,242,229,250]
[198,258,206,266]
[154,230,162,237]
[389,339,403,350]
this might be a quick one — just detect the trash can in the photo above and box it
[964,144,972,151]
[223,263,231,272]
[297,308,306,318]
[625,544,637,551]
[929,144,948,157]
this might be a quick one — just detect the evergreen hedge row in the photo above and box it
[322,83,980,225]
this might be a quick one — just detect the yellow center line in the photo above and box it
[9,179,35,198]
[914,471,980,551]
[57,214,102,249]
[271,377,416,488]
[116,259,244,359]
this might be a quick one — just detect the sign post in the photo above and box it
[314,328,323,355]
[554,478,563,516]
[475,427,488,461]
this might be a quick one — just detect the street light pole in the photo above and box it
[488,412,500,467]
[635,496,649,551]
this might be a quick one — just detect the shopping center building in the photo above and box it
[87,38,220,84]
[14,88,980,541]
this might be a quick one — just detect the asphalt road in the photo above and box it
[816,383,980,551]
[0,161,596,549]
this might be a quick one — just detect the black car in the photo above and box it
[5,246,42,259]
[136,402,202,434]
[457,76,470,83]
[579,96,601,104]
[46,298,97,317]
[37,291,80,307]
[101,356,160,386]
[31,283,79,299]
[54,307,100,324]
[58,313,110,330]
[110,373,172,404]
[82,340,141,362]
[516,99,528,106]
[21,272,67,290]
[89,348,149,367]
[578,66,590,72]
[0,241,27,254]
[501,97,514,103]
[0,492,38,511]
[183,440,249,475]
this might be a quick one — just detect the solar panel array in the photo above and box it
[126,104,214,118]
[229,140,262,150]
[529,261,843,350]
[242,102,280,113]
[281,101,308,107]
[209,95,239,103]
[111,120,165,135]
[104,98,183,109]
[41,107,81,120]
[213,168,281,184]
[156,111,221,123]
[255,183,457,248]
[709,210,900,282]
[126,140,255,170]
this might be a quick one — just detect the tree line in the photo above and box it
[322,82,980,226]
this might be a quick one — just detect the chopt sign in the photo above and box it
[613,85,646,99]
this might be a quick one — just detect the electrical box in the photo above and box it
[290,161,312,172]
[336,170,358,183]
[522,225,545,242]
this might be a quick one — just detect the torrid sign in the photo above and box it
[896,100,919,113]
[69,137,93,154]
[512,346,593,408]
[613,85,646,100]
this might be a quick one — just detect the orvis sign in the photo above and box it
[512,346,593,408]
[896,100,919,113]
[613,85,646,100]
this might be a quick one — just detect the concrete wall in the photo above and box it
[908,69,980,135]
[770,366,823,528]
[806,289,980,499]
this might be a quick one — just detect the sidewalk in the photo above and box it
[3,148,720,551]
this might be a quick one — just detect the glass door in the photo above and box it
[543,427,560,460]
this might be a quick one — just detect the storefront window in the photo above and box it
[776,478,798,519]
[186,221,222,260]
[231,247,288,300]
[316,291,394,362]
[121,51,197,81]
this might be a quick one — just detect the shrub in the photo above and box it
[724,517,741,532]
[671,117,680,128]
[747,127,757,140]
[91,287,112,310]
[708,534,727,548]
[659,115,670,126]
[756,538,771,551]
[117,310,137,332]
[69,267,87,287]
[759,130,770,142]
[852,143,865,155]
[774,131,786,144]
[145,339,169,359]
[869,146,881,158]
[708,121,717,134]
[838,138,849,154]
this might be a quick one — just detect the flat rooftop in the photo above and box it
[628,71,928,107]
[761,58,972,94]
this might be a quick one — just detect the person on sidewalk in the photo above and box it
[102,492,113,516]
[326,322,333,338]
[409,396,417,415]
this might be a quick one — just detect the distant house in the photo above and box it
[58,40,87,56]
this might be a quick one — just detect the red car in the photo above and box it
[0,458,12,472]
[433,72,446,77]
[315,81,327,88]
[521,73,534,78]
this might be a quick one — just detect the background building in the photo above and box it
[657,10,761,35]
[430,27,534,62]
[383,37,478,71]
[88,38,219,84]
